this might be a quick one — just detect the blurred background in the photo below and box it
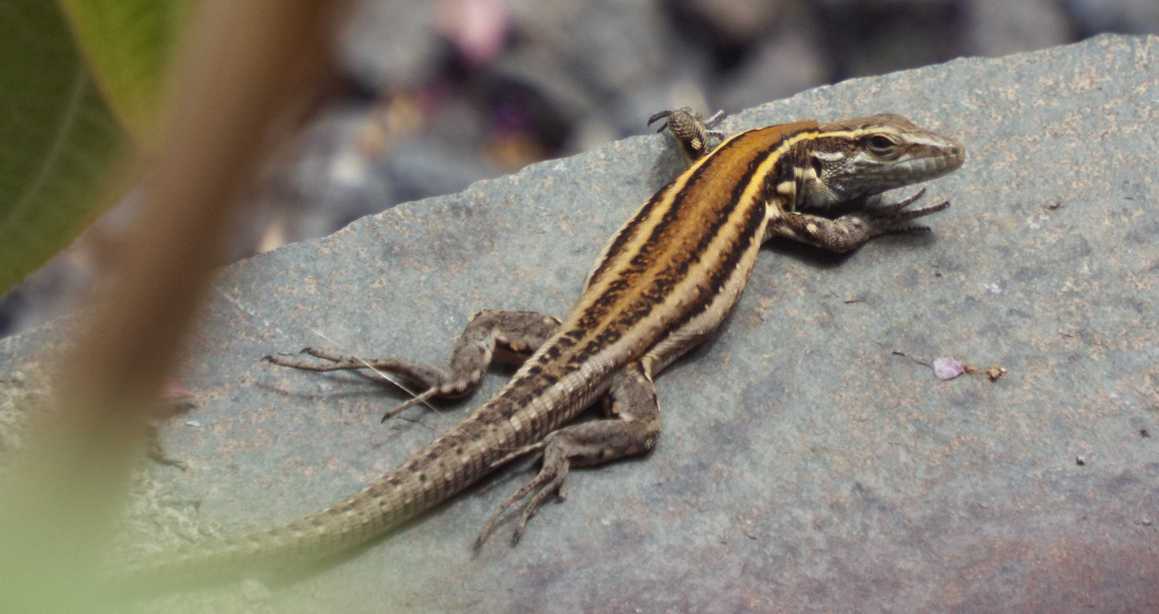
[2,0,1156,336]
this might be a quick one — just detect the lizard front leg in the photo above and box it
[267,310,560,420]
[475,361,661,548]
[767,188,950,253]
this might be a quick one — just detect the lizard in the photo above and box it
[123,107,965,584]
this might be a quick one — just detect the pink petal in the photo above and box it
[933,357,966,380]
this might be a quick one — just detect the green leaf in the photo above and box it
[0,0,125,294]
[58,0,187,141]
[0,0,185,295]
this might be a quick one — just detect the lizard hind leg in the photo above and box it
[648,106,726,162]
[474,362,661,549]
[265,309,561,421]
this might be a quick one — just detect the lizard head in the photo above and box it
[797,113,965,209]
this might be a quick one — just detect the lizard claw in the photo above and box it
[263,347,331,366]
[856,188,949,234]
[888,199,950,223]
[861,202,950,238]
[474,436,569,550]
[647,106,723,131]
[880,187,927,212]
[647,109,674,132]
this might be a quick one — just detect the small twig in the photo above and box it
[891,350,931,368]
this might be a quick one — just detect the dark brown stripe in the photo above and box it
[585,185,669,289]
[569,129,807,363]
[664,187,768,335]
[482,125,814,438]
[581,131,753,306]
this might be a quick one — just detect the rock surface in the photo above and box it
[2,34,1157,612]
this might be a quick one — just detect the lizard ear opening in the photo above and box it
[810,155,824,178]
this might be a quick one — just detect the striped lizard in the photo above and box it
[127,108,965,583]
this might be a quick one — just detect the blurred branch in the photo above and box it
[1,0,346,607]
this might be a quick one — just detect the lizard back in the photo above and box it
[125,116,932,586]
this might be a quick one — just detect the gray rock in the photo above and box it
[1065,0,1159,35]
[711,19,830,112]
[339,0,441,90]
[2,34,1157,612]
[966,0,1071,56]
[506,0,701,134]
[674,0,788,45]
[272,102,501,245]
[812,1,965,79]
[507,0,676,96]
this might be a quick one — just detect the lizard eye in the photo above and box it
[865,135,896,154]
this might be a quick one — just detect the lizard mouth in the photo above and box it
[905,147,966,175]
[872,153,963,187]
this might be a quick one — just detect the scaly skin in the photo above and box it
[124,110,965,586]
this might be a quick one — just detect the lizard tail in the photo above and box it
[113,469,425,591]
[112,387,529,593]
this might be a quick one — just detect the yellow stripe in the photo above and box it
[553,123,870,375]
[577,130,752,308]
[590,128,825,363]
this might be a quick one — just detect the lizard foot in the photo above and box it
[474,437,568,549]
[770,187,951,253]
[474,364,661,550]
[264,310,560,422]
[648,106,725,161]
[854,187,950,235]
